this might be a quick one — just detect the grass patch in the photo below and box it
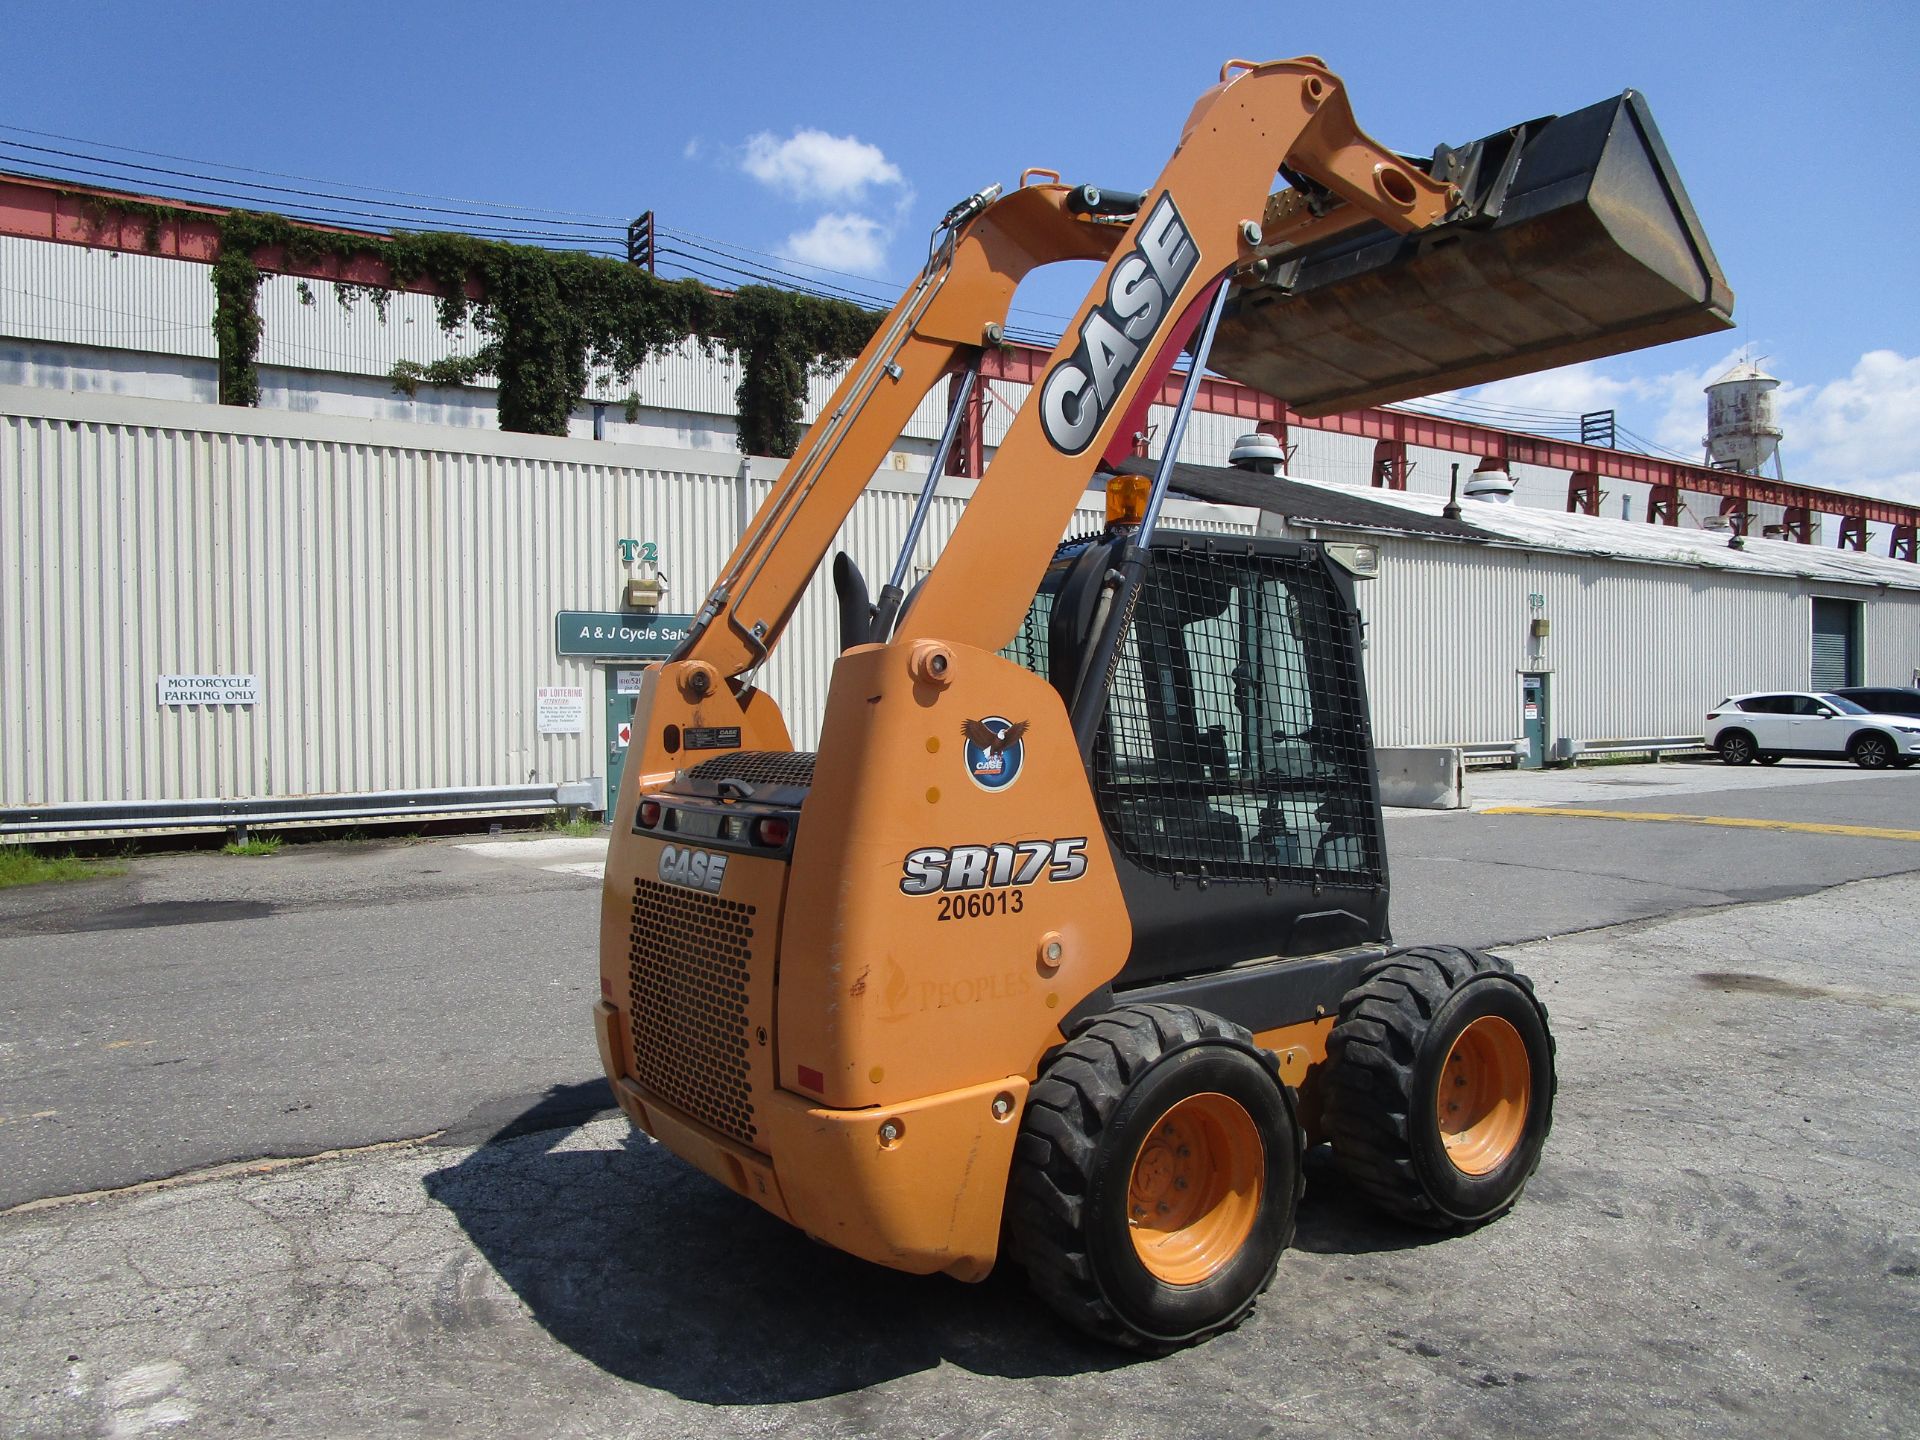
[0,846,124,889]
[221,836,283,857]
[546,814,607,838]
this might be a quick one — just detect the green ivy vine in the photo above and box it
[72,192,881,455]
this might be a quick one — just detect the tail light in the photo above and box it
[637,799,662,828]
[752,816,792,848]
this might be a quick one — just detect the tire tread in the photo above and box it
[1323,945,1551,1229]
[1005,1003,1303,1351]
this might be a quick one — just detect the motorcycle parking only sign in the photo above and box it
[157,674,260,706]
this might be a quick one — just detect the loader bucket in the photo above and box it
[1210,91,1734,416]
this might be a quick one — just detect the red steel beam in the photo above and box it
[4,169,1915,542]
[981,343,1920,533]
[0,172,479,299]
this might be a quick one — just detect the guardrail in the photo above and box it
[1,781,602,841]
[1460,742,1529,766]
[1556,736,1711,763]
[1459,736,1711,768]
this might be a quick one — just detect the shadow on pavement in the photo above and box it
[423,1084,1136,1405]
[1291,1147,1456,1257]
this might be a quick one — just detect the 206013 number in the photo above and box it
[935,890,1024,921]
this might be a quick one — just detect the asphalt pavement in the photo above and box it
[1,759,1916,1211]
[3,868,1915,1438]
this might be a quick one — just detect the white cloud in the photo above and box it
[742,129,904,203]
[682,138,704,161]
[1776,351,1920,505]
[1431,349,1920,508]
[779,213,889,274]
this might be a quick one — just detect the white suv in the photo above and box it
[1705,692,1920,770]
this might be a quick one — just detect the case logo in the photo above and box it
[1039,193,1200,455]
[962,716,1028,791]
[658,844,728,894]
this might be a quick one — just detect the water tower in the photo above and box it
[1704,361,1783,476]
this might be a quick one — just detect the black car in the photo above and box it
[1832,686,1920,720]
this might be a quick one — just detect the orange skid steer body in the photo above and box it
[593,58,1729,1349]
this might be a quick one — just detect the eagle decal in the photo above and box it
[962,718,1029,754]
[961,715,1028,791]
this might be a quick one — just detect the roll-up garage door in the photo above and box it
[1811,598,1859,691]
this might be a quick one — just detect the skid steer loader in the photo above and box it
[592,57,1731,1350]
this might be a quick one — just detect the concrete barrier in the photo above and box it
[1375,746,1467,810]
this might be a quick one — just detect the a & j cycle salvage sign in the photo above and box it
[553,612,693,658]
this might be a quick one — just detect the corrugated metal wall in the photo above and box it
[10,380,1917,813]
[1349,534,1920,748]
[6,232,1801,529]
[0,236,215,357]
[0,384,1254,809]
[1862,598,1920,691]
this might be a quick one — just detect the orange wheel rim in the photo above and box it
[1437,1015,1531,1175]
[1126,1092,1264,1285]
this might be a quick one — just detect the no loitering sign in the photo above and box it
[158,674,260,706]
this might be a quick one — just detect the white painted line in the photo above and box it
[457,838,608,864]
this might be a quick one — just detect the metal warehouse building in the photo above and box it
[1,384,1257,832]
[7,382,1919,837]
[4,174,1920,833]
[1157,459,1920,763]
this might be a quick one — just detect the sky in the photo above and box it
[7,1,1918,502]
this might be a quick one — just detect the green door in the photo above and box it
[604,667,646,812]
[1811,597,1859,691]
[1521,673,1547,769]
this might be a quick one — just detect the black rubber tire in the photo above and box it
[1757,753,1783,766]
[1850,732,1894,769]
[1322,946,1555,1229]
[1717,731,1756,766]
[1005,1003,1303,1352]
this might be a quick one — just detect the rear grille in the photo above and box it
[627,877,758,1146]
[688,751,817,787]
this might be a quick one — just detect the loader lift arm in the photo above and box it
[672,57,1455,689]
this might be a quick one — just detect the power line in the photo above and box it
[0,124,1088,341]
[0,146,627,249]
[1400,394,1590,428]
[0,135,625,232]
[659,224,906,302]
[654,238,895,308]
[1615,423,1701,464]
[0,121,1091,340]
[0,121,624,221]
